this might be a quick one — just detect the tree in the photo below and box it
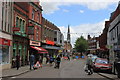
[74,36,88,53]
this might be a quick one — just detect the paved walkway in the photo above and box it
[1,64,51,78]
[98,73,119,80]
[1,65,30,78]
[0,57,119,80]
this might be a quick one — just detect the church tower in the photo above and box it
[64,25,72,53]
[67,25,71,43]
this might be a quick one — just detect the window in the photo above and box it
[16,17,19,27]
[16,16,26,34]
[36,28,39,40]
[2,2,4,31]
[1,45,9,64]
[117,26,119,37]
[54,38,57,41]
[20,19,22,32]
[32,9,35,20]
[111,31,113,41]
[38,13,40,22]
[23,20,25,33]
[13,43,17,57]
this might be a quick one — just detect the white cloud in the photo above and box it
[40,0,119,14]
[59,19,107,48]
[79,10,84,13]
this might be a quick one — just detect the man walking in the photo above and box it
[16,53,20,70]
[85,54,93,75]
[29,53,35,70]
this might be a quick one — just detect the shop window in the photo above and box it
[1,45,9,64]
[13,43,17,57]
[19,44,22,57]
[54,38,57,41]
[0,46,2,65]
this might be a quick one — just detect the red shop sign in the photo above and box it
[13,27,20,31]
[46,40,54,45]
[0,38,11,46]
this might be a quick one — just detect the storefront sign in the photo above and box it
[30,40,41,46]
[46,40,54,45]
[28,26,34,35]
[13,27,20,31]
[0,38,11,46]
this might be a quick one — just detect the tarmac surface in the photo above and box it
[1,57,119,80]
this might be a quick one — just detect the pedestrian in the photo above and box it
[46,55,49,64]
[114,54,120,78]
[53,55,56,61]
[16,53,20,70]
[39,55,42,64]
[49,56,54,66]
[29,53,35,70]
[67,55,70,61]
[54,55,61,69]
[39,55,43,67]
[85,54,93,75]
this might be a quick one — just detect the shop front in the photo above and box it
[0,38,12,69]
[12,35,29,68]
[29,40,48,63]
[42,45,62,56]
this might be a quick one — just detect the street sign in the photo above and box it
[34,61,42,68]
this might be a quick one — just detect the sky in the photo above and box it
[40,0,119,47]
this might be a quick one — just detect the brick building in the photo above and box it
[107,1,120,74]
[12,2,29,67]
[41,17,64,56]
[98,21,110,58]
[87,35,99,54]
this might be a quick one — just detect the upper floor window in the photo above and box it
[16,17,19,27]
[15,16,26,33]
[38,13,40,22]
[32,9,35,20]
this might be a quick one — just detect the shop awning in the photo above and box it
[31,46,48,53]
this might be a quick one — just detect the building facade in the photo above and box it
[107,2,120,73]
[97,21,110,58]
[0,2,13,69]
[12,2,29,67]
[41,17,64,56]
[87,35,99,54]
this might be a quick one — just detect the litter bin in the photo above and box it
[116,62,120,78]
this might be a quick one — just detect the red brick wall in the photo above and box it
[28,2,42,41]
[14,2,29,34]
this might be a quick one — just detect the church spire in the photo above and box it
[67,25,71,43]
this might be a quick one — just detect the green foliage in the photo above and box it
[74,36,88,53]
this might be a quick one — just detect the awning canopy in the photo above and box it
[31,46,48,54]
